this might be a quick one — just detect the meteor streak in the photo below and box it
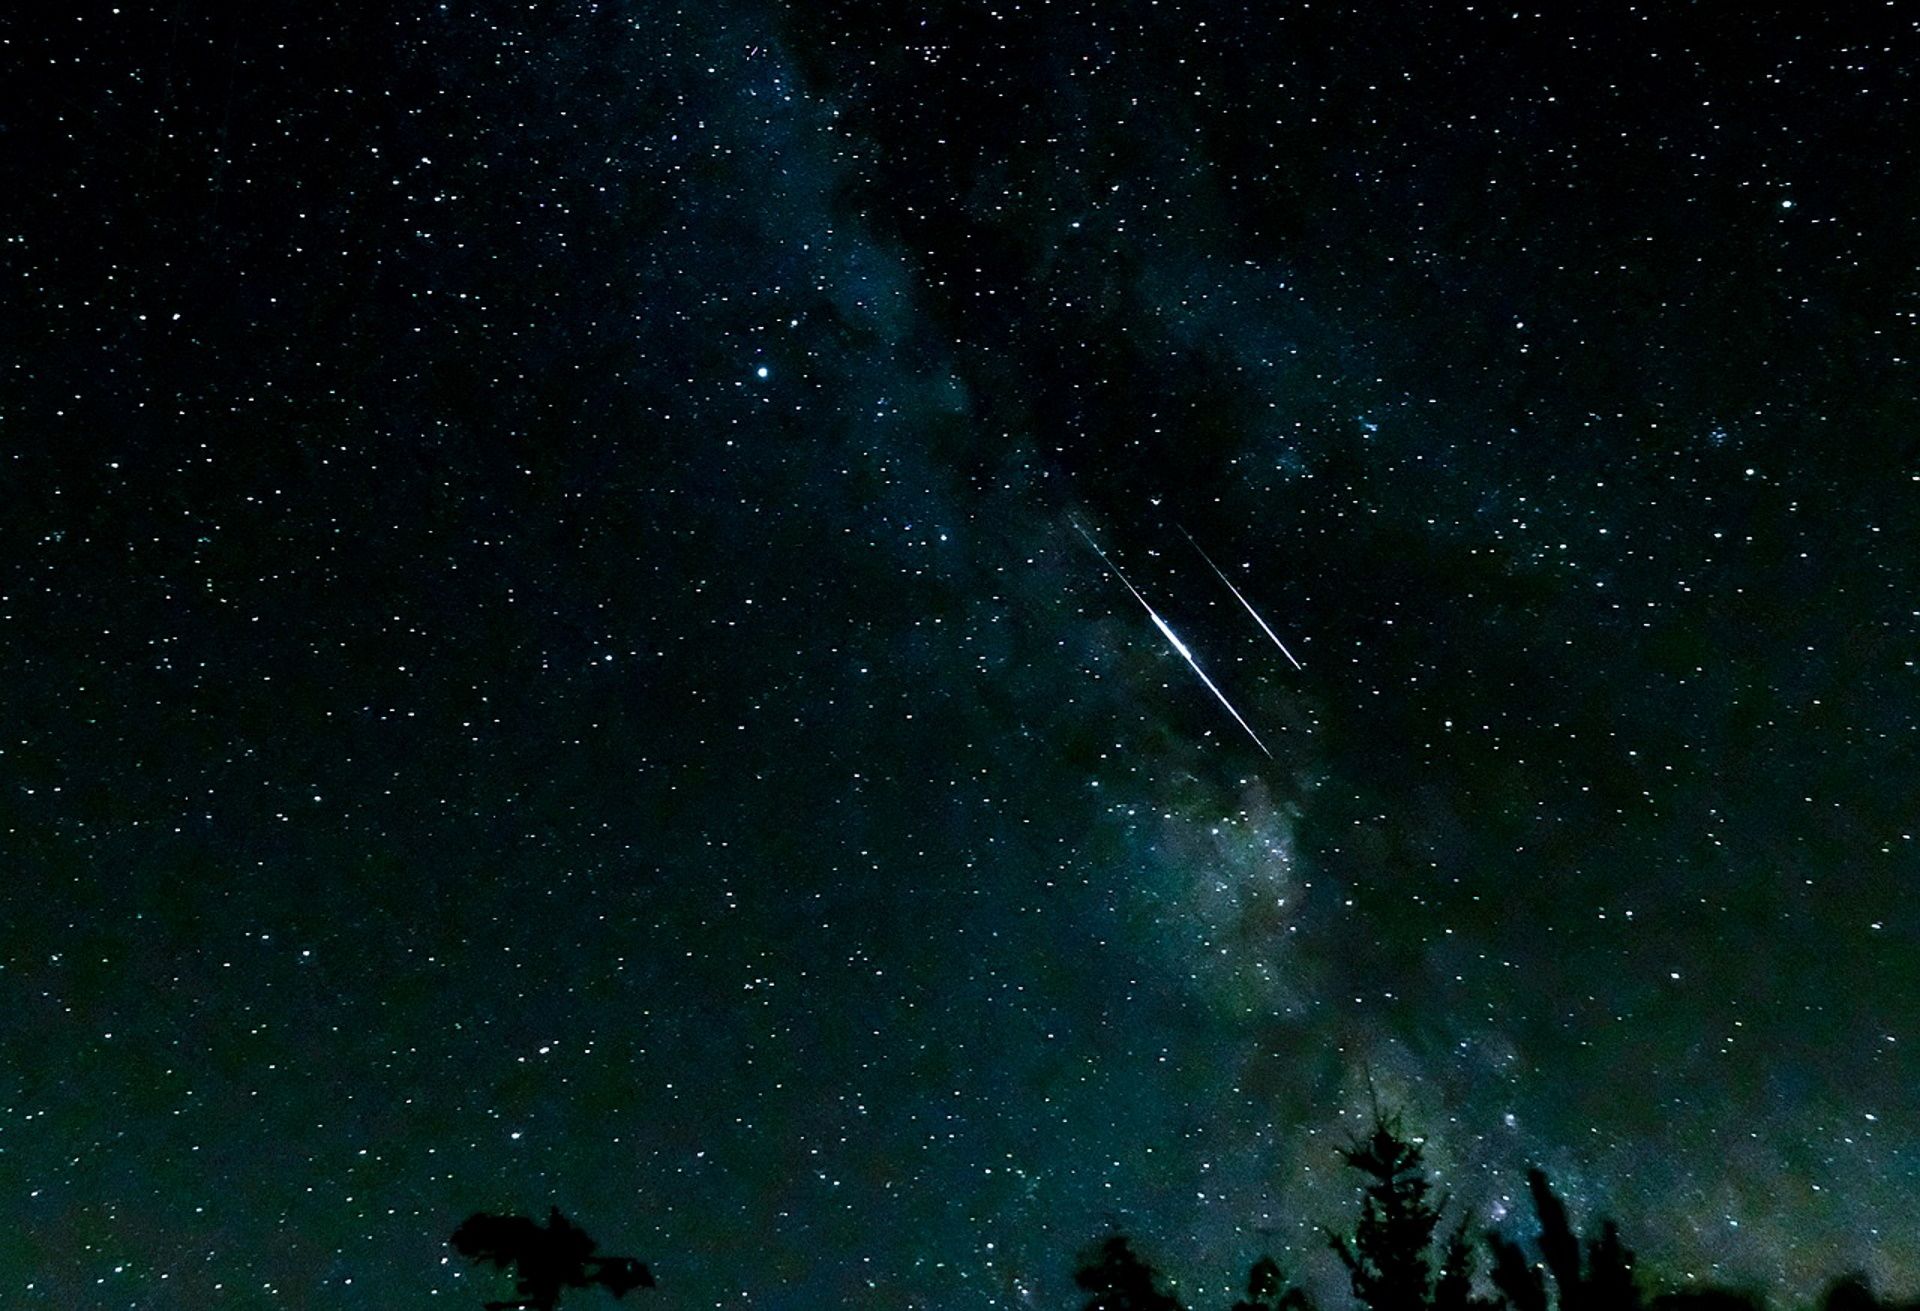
[1071,519,1273,758]
[1180,527,1305,671]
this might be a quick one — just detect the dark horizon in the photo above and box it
[4,0,1916,1305]
[438,1117,1920,1311]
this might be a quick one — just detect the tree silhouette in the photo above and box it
[1825,1279,1880,1311]
[1583,1220,1640,1311]
[1529,1170,1585,1311]
[1233,1254,1314,1311]
[1328,1113,1448,1311]
[1074,1234,1185,1311]
[1818,1275,1920,1311]
[1487,1170,1641,1311]
[1819,1275,1920,1311]
[1486,1229,1547,1311]
[1434,1222,1499,1311]
[449,1208,654,1311]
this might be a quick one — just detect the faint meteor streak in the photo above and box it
[1070,519,1273,758]
[1179,527,1305,671]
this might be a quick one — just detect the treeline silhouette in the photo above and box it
[447,1114,1916,1311]
[1070,1113,1917,1311]
[448,1208,651,1311]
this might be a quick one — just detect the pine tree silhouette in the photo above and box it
[1327,1113,1448,1311]
[1486,1230,1546,1311]
[1074,1234,1185,1311]
[1233,1254,1314,1311]
[449,1208,654,1310]
[1489,1170,1640,1311]
[1583,1221,1640,1311]
[1528,1171,1585,1311]
[1433,1223,1489,1311]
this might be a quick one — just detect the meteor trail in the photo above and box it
[1180,527,1305,671]
[1071,519,1273,758]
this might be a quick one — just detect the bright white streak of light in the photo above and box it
[1180,527,1305,671]
[1147,612,1274,758]
[1071,519,1274,759]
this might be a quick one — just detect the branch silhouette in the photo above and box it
[449,1208,654,1311]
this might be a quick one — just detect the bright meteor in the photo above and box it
[1071,519,1273,758]
[1179,527,1305,671]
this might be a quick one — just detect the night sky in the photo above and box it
[5,1,1918,1307]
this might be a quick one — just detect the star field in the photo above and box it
[2,1,1917,1307]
